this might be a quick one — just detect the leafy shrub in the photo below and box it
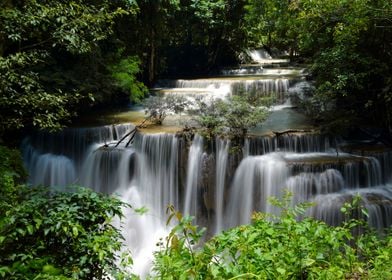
[0,146,28,217]
[190,95,269,143]
[152,193,392,279]
[110,56,148,103]
[143,95,189,125]
[0,186,132,280]
[0,145,28,183]
[0,146,133,280]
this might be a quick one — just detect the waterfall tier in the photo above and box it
[22,127,392,277]
[23,131,392,228]
[21,56,392,277]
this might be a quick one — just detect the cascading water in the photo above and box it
[154,78,291,102]
[214,137,230,234]
[183,135,204,220]
[22,127,179,277]
[22,56,392,278]
[30,153,76,188]
[132,133,180,218]
[23,124,392,278]
[119,133,180,277]
[226,153,290,228]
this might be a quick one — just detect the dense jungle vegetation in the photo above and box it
[1,0,391,137]
[1,0,392,279]
[1,145,392,279]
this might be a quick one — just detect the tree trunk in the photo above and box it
[0,35,4,57]
[148,29,156,86]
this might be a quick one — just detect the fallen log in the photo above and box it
[272,129,313,137]
[114,118,149,148]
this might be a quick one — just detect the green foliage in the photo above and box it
[152,192,392,279]
[0,185,132,279]
[0,0,133,134]
[0,146,133,280]
[245,0,299,52]
[0,146,28,218]
[244,0,392,132]
[0,51,84,132]
[132,0,248,79]
[367,233,392,279]
[191,95,269,140]
[0,145,27,184]
[0,0,128,54]
[110,55,148,103]
[152,205,206,279]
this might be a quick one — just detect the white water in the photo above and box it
[21,58,392,278]
[247,49,272,61]
[247,49,289,64]
[183,135,204,219]
[214,137,230,234]
[155,78,290,101]
[22,128,392,277]
[226,153,290,227]
[221,65,264,75]
[30,153,76,187]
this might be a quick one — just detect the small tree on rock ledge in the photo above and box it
[144,95,189,125]
[190,95,269,142]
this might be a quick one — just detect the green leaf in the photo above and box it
[16,228,25,236]
[134,206,149,215]
[265,228,274,236]
[302,258,315,267]
[276,267,286,275]
[34,218,42,229]
[72,226,78,237]
[27,224,34,235]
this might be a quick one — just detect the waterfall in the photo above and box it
[214,137,230,234]
[247,49,272,61]
[231,79,289,100]
[30,153,76,188]
[224,151,392,229]
[310,186,392,228]
[22,124,134,186]
[22,125,392,278]
[244,136,277,156]
[286,169,345,205]
[183,135,204,219]
[80,145,136,193]
[244,134,334,156]
[132,133,180,218]
[21,56,392,278]
[221,65,264,75]
[155,78,290,101]
[226,153,290,228]
[116,133,179,278]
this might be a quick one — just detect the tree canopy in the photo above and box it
[1,0,392,136]
[245,0,392,133]
[0,0,135,134]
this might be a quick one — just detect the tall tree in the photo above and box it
[244,0,392,134]
[0,0,135,135]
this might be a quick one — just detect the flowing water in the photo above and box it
[22,51,392,277]
[183,134,204,220]
[214,137,230,234]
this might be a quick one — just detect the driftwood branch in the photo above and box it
[272,129,312,137]
[114,129,136,148]
[114,118,150,148]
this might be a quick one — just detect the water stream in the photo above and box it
[22,51,392,277]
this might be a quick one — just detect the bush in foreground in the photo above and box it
[0,146,132,279]
[153,196,392,280]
